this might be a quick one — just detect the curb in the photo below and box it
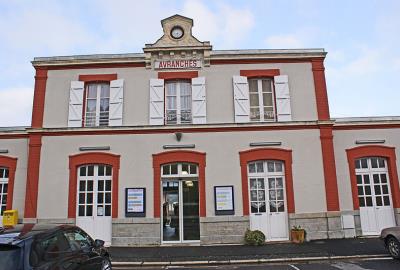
[112,254,391,267]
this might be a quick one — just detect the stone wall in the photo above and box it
[200,216,249,244]
[112,218,161,246]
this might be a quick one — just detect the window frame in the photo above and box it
[248,77,276,122]
[0,167,9,216]
[83,82,111,127]
[164,80,192,125]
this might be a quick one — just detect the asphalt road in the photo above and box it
[113,258,400,270]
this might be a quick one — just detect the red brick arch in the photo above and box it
[239,148,295,215]
[346,145,400,210]
[68,152,120,218]
[0,155,17,211]
[153,150,206,218]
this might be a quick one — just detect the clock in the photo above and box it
[171,26,184,39]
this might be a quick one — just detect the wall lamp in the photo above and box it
[163,144,195,149]
[79,146,111,151]
[355,140,385,145]
[0,149,9,154]
[249,142,282,147]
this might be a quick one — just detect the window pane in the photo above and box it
[263,93,273,106]
[86,100,96,112]
[3,183,7,193]
[276,178,283,188]
[78,205,85,216]
[262,80,272,92]
[105,205,111,216]
[256,162,264,173]
[87,85,97,98]
[371,158,378,168]
[100,85,110,97]
[365,196,373,206]
[250,108,260,121]
[382,185,389,194]
[166,110,177,124]
[257,179,265,189]
[106,166,112,176]
[98,165,104,176]
[189,164,197,174]
[250,179,257,190]
[167,96,177,110]
[263,107,274,120]
[259,202,266,213]
[105,180,111,191]
[376,196,382,206]
[363,175,370,184]
[98,180,104,191]
[277,189,284,200]
[383,196,390,206]
[249,163,256,173]
[361,159,368,168]
[355,160,361,169]
[79,193,85,204]
[275,162,283,172]
[87,181,93,192]
[356,175,362,184]
[88,166,94,176]
[250,190,257,201]
[79,167,86,177]
[166,82,177,95]
[359,197,365,207]
[267,162,274,172]
[248,80,258,93]
[86,205,93,216]
[86,193,93,204]
[250,93,259,106]
[251,203,258,213]
[378,158,385,168]
[100,98,109,112]
[269,190,276,200]
[163,165,170,175]
[381,174,387,183]
[373,174,380,184]
[98,193,104,203]
[374,185,381,195]
[171,164,178,174]
[79,181,85,192]
[357,186,364,196]
[105,193,111,204]
[270,202,277,213]
[364,185,371,195]
[3,169,8,179]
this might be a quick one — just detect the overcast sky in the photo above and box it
[0,0,399,126]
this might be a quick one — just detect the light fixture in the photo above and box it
[0,149,8,154]
[185,180,193,187]
[249,142,282,147]
[355,140,385,145]
[175,132,182,142]
[163,144,195,149]
[79,146,111,151]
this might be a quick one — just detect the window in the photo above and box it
[0,167,9,216]
[248,78,275,122]
[63,230,93,251]
[30,232,71,266]
[165,81,192,124]
[84,83,110,127]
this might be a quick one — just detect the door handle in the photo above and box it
[255,213,262,216]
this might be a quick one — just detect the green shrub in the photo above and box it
[244,229,265,245]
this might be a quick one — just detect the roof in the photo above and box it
[31,48,327,66]
[0,224,75,245]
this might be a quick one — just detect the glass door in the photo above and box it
[162,179,200,243]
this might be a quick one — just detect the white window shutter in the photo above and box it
[232,76,250,123]
[68,81,84,127]
[274,75,292,122]
[191,77,207,124]
[149,78,165,125]
[109,79,124,126]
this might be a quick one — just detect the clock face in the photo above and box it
[171,26,184,39]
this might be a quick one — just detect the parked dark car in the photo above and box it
[381,226,400,259]
[0,224,112,270]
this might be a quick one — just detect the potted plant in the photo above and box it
[291,225,306,243]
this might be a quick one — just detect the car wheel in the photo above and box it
[101,258,112,270]
[387,237,400,259]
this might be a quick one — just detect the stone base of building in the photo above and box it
[200,216,249,245]
[23,209,400,246]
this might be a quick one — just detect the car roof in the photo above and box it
[0,224,77,245]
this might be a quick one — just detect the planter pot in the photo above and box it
[291,229,305,243]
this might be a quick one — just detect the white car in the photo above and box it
[381,226,400,259]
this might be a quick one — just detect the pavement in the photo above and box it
[108,237,391,266]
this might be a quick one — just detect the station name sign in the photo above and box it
[154,59,202,69]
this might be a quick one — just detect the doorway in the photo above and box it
[161,163,200,243]
[75,164,112,246]
[355,157,396,235]
[248,160,289,241]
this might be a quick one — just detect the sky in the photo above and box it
[0,0,399,127]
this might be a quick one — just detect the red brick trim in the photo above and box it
[152,150,206,218]
[24,134,42,218]
[312,58,330,121]
[346,145,400,210]
[240,69,280,78]
[35,62,145,70]
[211,58,315,65]
[68,152,120,218]
[158,71,198,80]
[239,148,295,215]
[0,134,29,139]
[334,124,400,130]
[320,126,340,211]
[78,74,117,82]
[31,69,48,128]
[0,155,17,210]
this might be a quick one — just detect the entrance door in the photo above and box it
[161,163,200,243]
[0,167,9,226]
[356,157,396,235]
[76,165,112,246]
[249,161,288,241]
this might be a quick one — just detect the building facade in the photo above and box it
[0,15,399,246]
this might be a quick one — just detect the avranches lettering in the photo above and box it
[155,60,201,69]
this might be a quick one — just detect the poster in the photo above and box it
[125,188,145,217]
[214,186,234,215]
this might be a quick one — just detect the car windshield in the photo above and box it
[0,244,22,270]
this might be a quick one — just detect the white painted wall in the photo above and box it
[333,128,400,211]
[0,138,28,217]
[36,129,326,219]
[43,62,318,128]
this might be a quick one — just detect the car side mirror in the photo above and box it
[94,239,105,248]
